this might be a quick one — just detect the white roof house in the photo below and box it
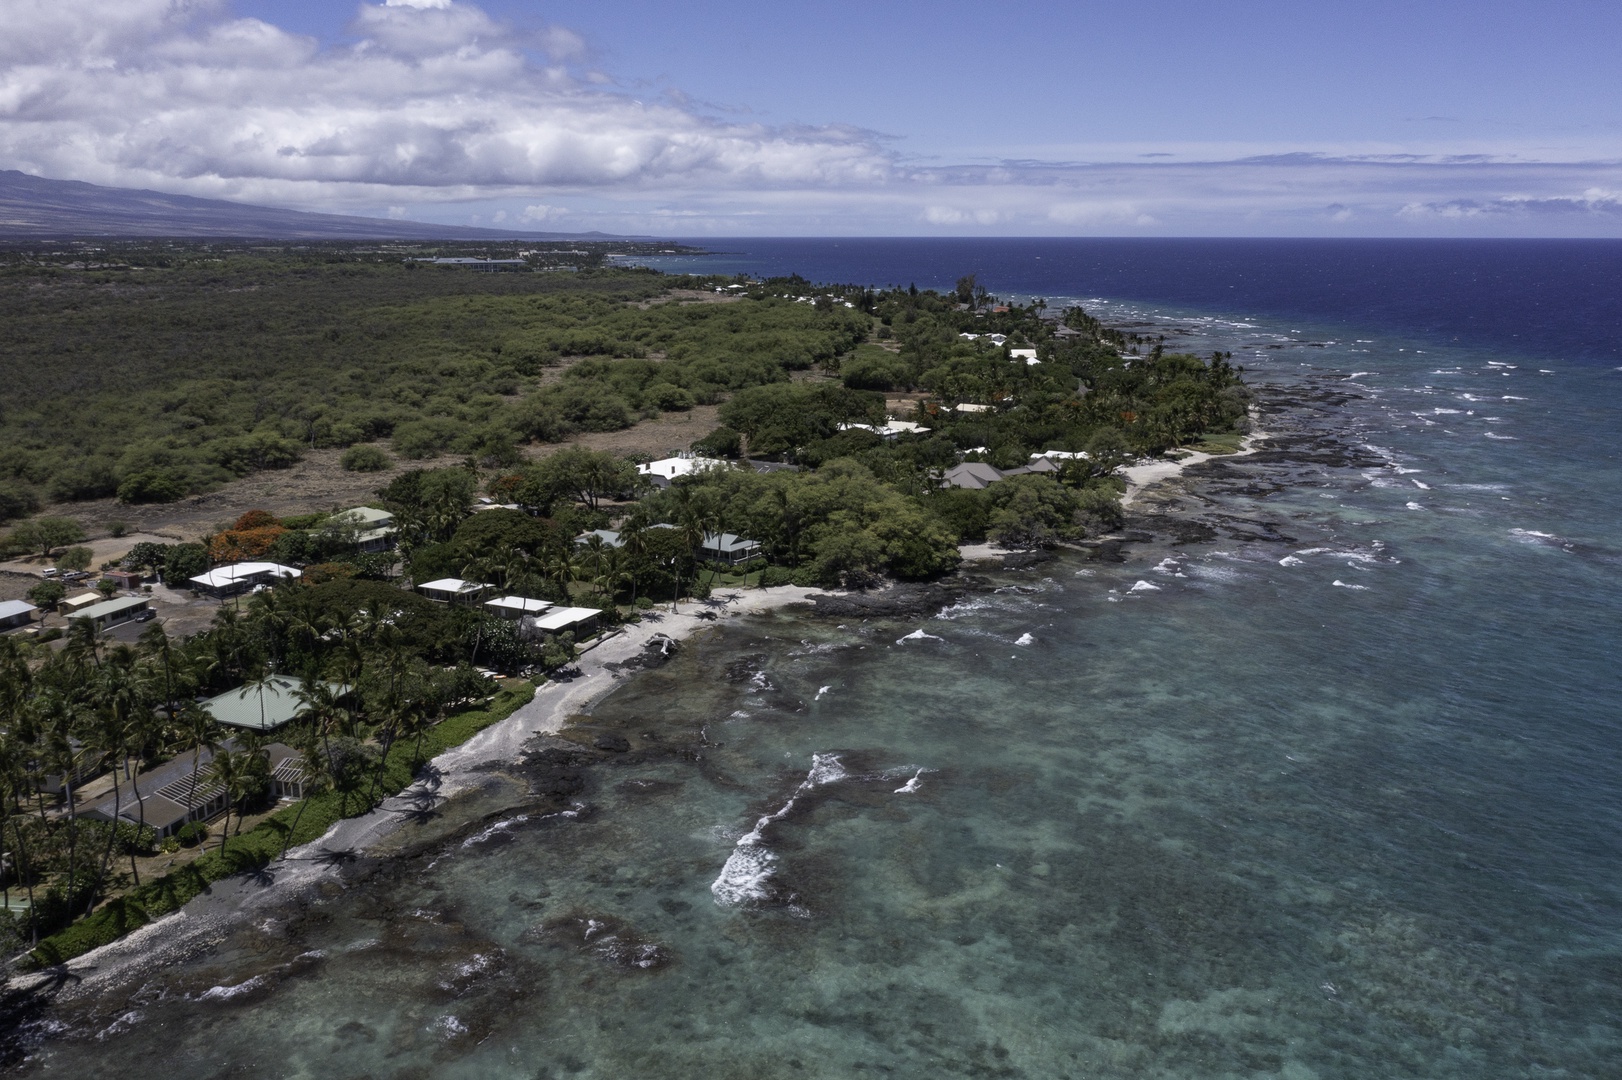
[0,600,38,629]
[485,595,554,619]
[418,578,489,603]
[1010,348,1040,365]
[530,606,602,634]
[837,420,927,439]
[637,456,727,484]
[953,403,992,414]
[189,562,301,596]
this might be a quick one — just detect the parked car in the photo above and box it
[134,608,157,622]
[40,567,59,578]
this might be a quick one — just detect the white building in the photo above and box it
[637,455,728,488]
[189,562,301,597]
[417,578,490,604]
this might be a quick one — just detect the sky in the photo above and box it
[3,0,1620,236]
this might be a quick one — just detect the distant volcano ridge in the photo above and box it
[0,171,621,240]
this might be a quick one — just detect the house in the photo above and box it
[418,578,490,604]
[201,675,331,733]
[66,595,150,633]
[529,606,602,637]
[940,462,1007,490]
[485,595,554,621]
[1054,325,1083,339]
[953,403,992,414]
[837,419,927,440]
[574,523,677,550]
[81,749,227,838]
[189,562,301,598]
[331,506,397,553]
[636,455,728,488]
[58,591,101,616]
[0,600,38,631]
[575,529,625,549]
[103,570,144,591]
[79,739,306,838]
[1010,348,1039,365]
[700,532,762,566]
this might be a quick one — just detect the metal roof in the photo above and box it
[202,675,328,732]
[66,595,149,621]
[0,600,37,620]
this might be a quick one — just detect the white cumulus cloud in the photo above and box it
[0,0,893,209]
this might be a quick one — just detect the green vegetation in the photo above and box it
[0,250,1252,964]
[0,243,864,517]
[22,684,534,968]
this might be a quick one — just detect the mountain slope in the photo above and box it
[0,171,612,240]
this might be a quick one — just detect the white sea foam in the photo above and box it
[1406,501,1425,510]
[815,685,832,700]
[1411,479,1430,489]
[1502,395,1527,400]
[1127,580,1161,593]
[197,976,266,1002]
[1484,432,1518,440]
[895,771,924,794]
[1278,555,1303,567]
[896,629,945,644]
[1332,580,1370,590]
[1346,371,1376,379]
[462,814,529,848]
[712,753,847,907]
[1153,558,1185,577]
[435,1015,469,1039]
[96,1011,145,1040]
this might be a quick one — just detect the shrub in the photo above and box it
[174,822,209,848]
[117,470,187,504]
[55,546,93,572]
[108,521,128,538]
[759,565,796,588]
[341,445,392,472]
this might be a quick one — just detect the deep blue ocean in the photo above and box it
[13,240,1622,1078]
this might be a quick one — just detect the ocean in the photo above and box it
[10,239,1622,1078]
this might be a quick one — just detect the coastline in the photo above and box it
[1120,424,1271,507]
[17,585,821,998]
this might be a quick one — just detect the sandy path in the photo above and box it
[17,585,819,996]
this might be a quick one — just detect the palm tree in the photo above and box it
[177,702,222,838]
[205,746,250,856]
[278,728,333,859]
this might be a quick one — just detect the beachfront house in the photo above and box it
[485,595,554,621]
[636,455,728,489]
[700,532,763,566]
[417,578,490,604]
[0,600,38,631]
[80,740,307,838]
[66,595,150,633]
[189,562,301,598]
[939,451,1084,491]
[529,606,602,639]
[202,675,334,734]
[331,506,398,553]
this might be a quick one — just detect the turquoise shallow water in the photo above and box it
[9,305,1622,1078]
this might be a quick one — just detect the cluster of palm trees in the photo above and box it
[0,585,488,950]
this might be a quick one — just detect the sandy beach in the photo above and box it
[1120,424,1272,507]
[19,585,820,996]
